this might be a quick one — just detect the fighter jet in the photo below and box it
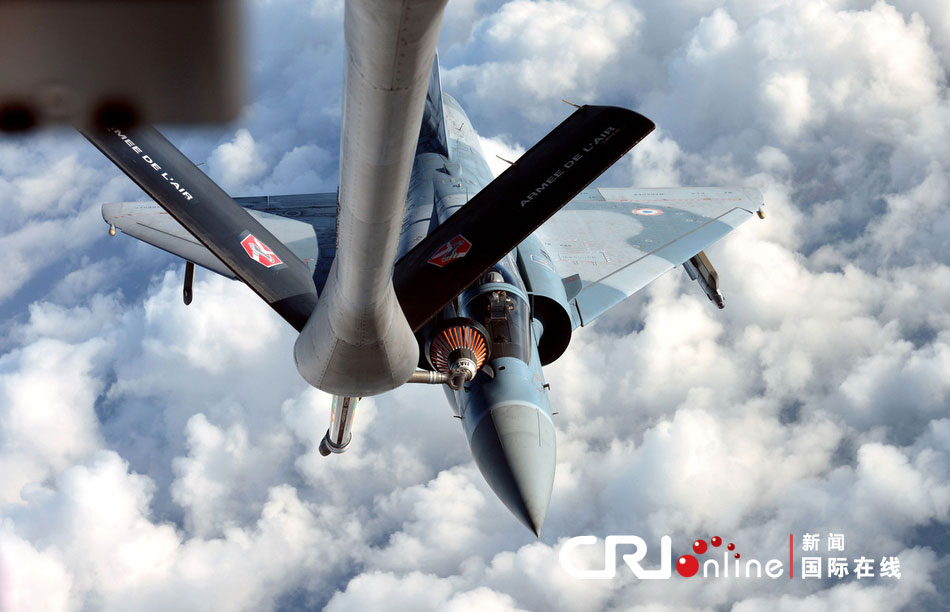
[81,0,763,536]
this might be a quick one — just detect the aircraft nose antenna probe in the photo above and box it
[427,319,489,390]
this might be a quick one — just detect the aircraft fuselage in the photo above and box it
[400,94,557,535]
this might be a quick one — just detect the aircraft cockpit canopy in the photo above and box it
[458,265,532,364]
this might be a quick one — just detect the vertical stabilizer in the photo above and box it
[417,54,448,156]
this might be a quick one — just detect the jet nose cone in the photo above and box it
[469,403,556,537]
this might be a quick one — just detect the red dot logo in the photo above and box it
[676,554,699,577]
[680,534,740,578]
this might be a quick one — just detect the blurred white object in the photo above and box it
[0,0,243,131]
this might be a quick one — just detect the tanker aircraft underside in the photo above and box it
[83,0,764,535]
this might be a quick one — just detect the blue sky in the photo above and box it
[2,1,949,610]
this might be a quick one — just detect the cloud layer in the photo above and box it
[2,0,949,610]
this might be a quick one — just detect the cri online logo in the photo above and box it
[562,532,903,581]
[560,534,786,580]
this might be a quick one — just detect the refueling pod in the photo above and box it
[425,317,490,389]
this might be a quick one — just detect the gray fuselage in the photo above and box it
[401,94,557,535]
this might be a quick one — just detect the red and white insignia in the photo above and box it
[428,234,472,267]
[633,208,663,216]
[241,234,283,268]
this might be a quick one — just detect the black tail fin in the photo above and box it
[394,104,655,331]
[82,125,318,330]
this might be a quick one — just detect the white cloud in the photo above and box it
[0,205,105,303]
[686,8,739,61]
[442,0,644,129]
[324,571,456,612]
[477,134,525,178]
[0,335,107,503]
[763,71,813,138]
[207,128,269,192]
[0,531,74,612]
[11,155,97,217]
[630,129,684,187]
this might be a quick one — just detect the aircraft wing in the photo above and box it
[102,193,337,293]
[535,187,763,327]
